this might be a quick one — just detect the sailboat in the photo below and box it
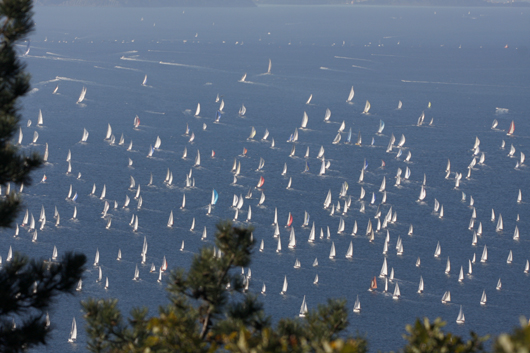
[434,242,441,258]
[300,112,309,128]
[362,100,371,114]
[353,295,361,313]
[68,317,77,342]
[280,276,288,295]
[239,104,246,117]
[441,291,451,304]
[305,94,313,105]
[76,86,87,104]
[377,120,385,134]
[299,296,308,317]
[324,108,331,122]
[445,257,451,274]
[418,276,424,293]
[94,249,100,266]
[481,245,488,263]
[346,86,354,103]
[133,264,140,281]
[345,241,353,259]
[480,290,487,305]
[456,306,465,324]
[329,242,336,259]
[365,276,376,293]
[507,120,515,136]
[392,282,400,300]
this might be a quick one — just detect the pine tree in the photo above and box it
[0,1,87,351]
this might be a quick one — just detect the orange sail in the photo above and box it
[286,212,293,227]
[257,176,265,188]
[370,276,377,291]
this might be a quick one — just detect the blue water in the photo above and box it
[6,5,530,352]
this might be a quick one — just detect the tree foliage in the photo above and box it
[0,1,87,351]
[493,317,530,353]
[0,0,42,228]
[400,317,488,353]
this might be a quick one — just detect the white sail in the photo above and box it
[308,222,316,243]
[362,100,371,114]
[167,211,174,227]
[344,241,353,259]
[481,245,488,263]
[434,241,441,257]
[68,317,77,342]
[301,111,309,128]
[324,108,331,122]
[76,86,87,104]
[353,295,361,313]
[280,276,288,294]
[346,86,354,103]
[329,241,336,259]
[480,290,487,305]
[445,257,451,274]
[441,291,451,303]
[418,276,424,293]
[456,306,465,324]
[496,214,503,232]
[392,282,400,299]
[239,104,246,116]
[379,256,388,278]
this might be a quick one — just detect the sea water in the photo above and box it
[6,5,530,352]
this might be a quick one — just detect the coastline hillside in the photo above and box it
[34,0,530,6]
[34,0,257,6]
[255,0,530,6]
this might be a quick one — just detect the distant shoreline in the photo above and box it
[254,0,530,7]
[33,0,530,7]
[34,0,257,7]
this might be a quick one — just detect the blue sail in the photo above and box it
[212,189,219,205]
[215,111,221,122]
[363,159,368,170]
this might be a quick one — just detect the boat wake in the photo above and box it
[352,64,373,71]
[159,61,214,71]
[55,76,96,85]
[239,80,269,87]
[334,56,374,62]
[144,111,165,115]
[29,54,88,63]
[114,66,142,72]
[45,52,66,57]
[401,79,518,88]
